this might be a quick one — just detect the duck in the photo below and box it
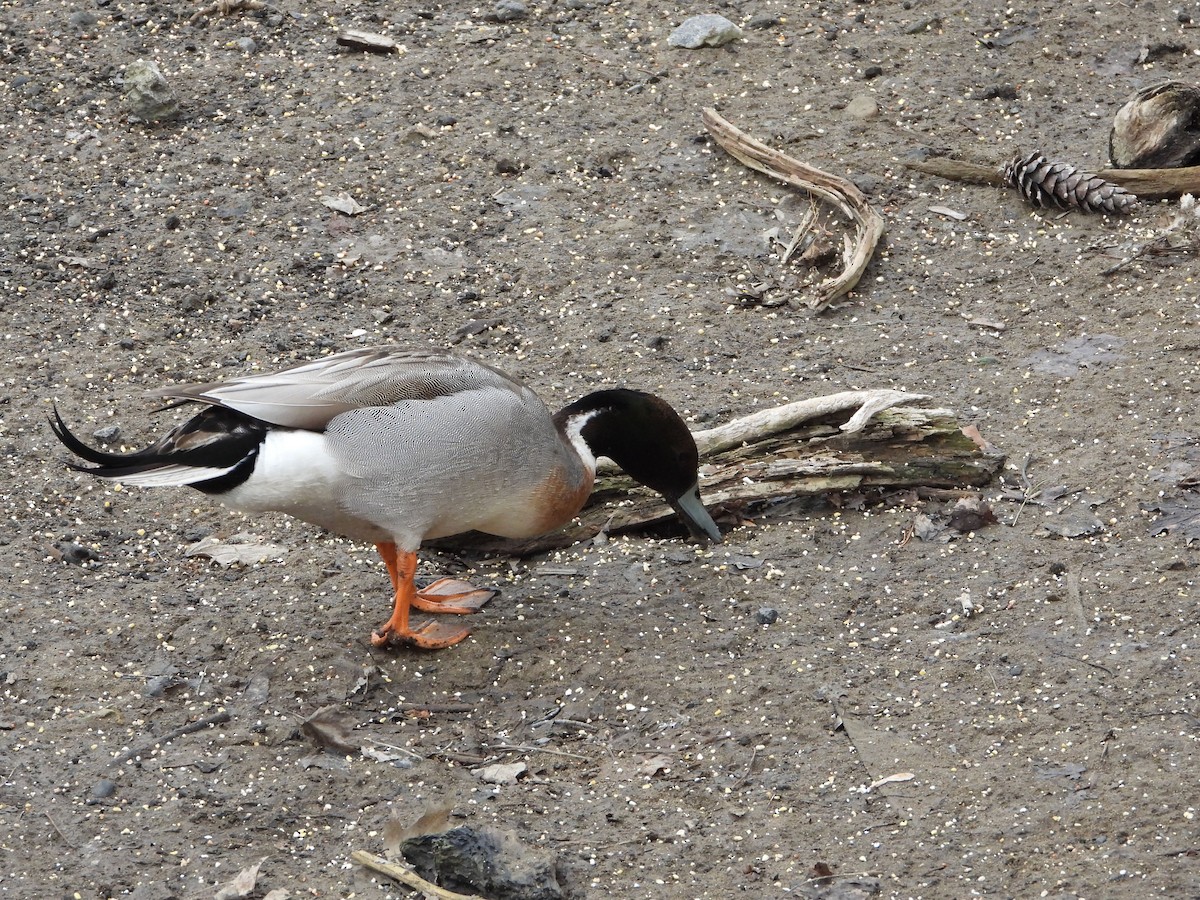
[50,346,721,649]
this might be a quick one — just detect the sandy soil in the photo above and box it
[3,0,1200,897]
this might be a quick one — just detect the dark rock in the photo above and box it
[402,826,566,900]
[491,0,527,22]
[747,14,781,29]
[92,779,117,799]
[92,425,121,443]
[756,607,779,625]
[55,542,100,565]
[69,10,98,29]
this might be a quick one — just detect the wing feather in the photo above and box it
[152,347,531,430]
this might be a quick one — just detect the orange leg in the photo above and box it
[370,542,494,650]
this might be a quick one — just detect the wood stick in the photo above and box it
[702,108,885,310]
[110,710,231,767]
[906,155,1200,199]
[351,850,488,900]
[690,389,930,457]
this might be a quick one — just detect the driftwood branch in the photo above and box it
[906,156,1200,199]
[351,850,486,900]
[702,108,885,311]
[431,390,1004,556]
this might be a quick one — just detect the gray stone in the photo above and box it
[493,0,527,22]
[121,59,179,123]
[846,94,879,120]
[668,14,742,49]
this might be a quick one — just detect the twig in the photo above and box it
[45,810,77,848]
[110,710,231,767]
[689,389,930,457]
[492,743,589,760]
[351,849,488,900]
[703,108,886,310]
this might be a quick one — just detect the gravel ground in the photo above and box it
[3,1,1200,898]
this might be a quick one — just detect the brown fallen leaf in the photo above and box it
[300,705,357,755]
[947,497,998,533]
[384,804,454,858]
[809,860,835,884]
[960,423,997,452]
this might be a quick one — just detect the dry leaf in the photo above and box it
[636,754,672,777]
[384,804,454,857]
[868,771,915,790]
[960,423,996,451]
[947,497,998,533]
[928,205,968,220]
[185,533,287,566]
[361,746,414,766]
[213,857,267,900]
[319,192,370,216]
[1147,498,1200,543]
[297,754,349,771]
[300,705,357,755]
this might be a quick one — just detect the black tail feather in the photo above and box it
[49,405,135,472]
[49,404,268,490]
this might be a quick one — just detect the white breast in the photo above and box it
[218,430,391,543]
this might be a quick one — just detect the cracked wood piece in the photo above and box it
[702,108,886,310]
[430,390,1003,555]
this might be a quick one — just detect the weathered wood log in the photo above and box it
[430,391,1004,556]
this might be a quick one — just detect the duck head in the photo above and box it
[557,388,722,543]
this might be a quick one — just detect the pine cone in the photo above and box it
[1002,151,1137,214]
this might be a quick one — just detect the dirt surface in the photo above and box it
[3,1,1200,898]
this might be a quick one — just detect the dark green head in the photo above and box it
[556,388,721,543]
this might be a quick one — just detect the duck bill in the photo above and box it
[668,482,722,544]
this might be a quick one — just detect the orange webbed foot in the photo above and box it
[412,578,497,615]
[370,619,471,650]
[371,542,494,650]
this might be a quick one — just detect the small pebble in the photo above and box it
[92,779,117,800]
[69,10,98,29]
[862,65,883,80]
[234,37,257,54]
[668,14,742,49]
[756,607,779,626]
[56,542,100,565]
[92,425,121,443]
[845,94,879,120]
